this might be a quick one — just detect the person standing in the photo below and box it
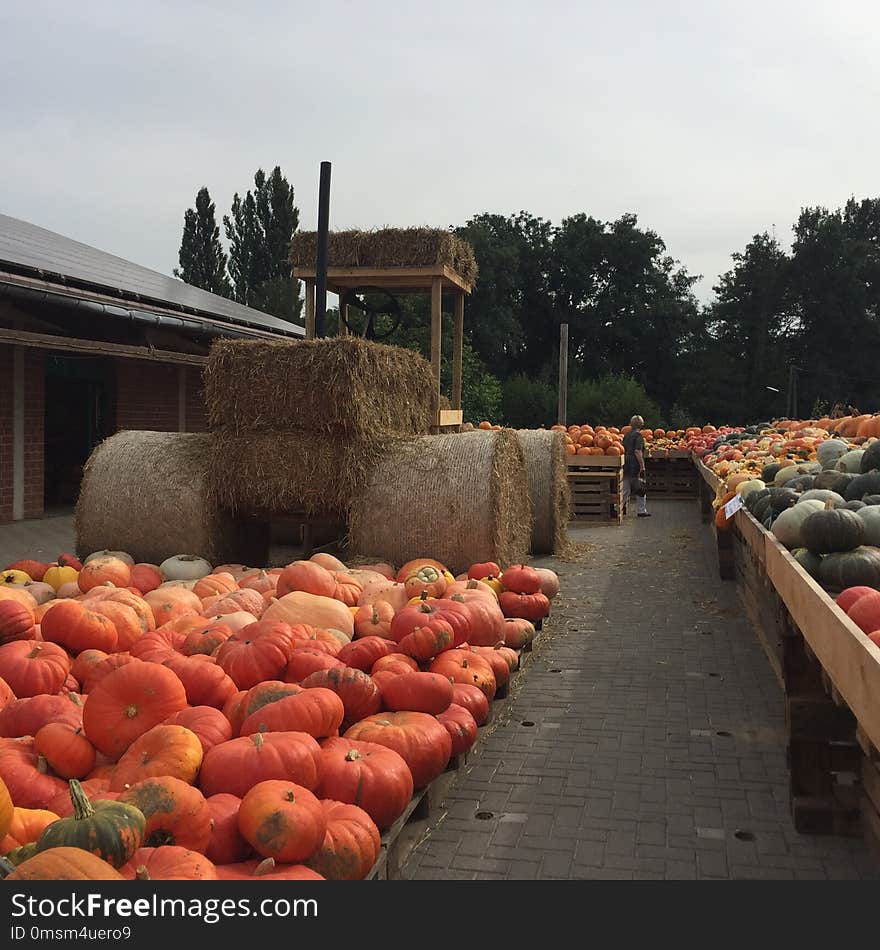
[621,415,650,517]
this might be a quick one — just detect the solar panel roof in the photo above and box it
[0,213,304,337]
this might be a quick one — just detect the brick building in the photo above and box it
[0,213,303,524]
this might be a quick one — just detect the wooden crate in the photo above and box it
[567,456,623,524]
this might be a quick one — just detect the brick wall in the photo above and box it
[0,345,12,522]
[0,345,45,523]
[185,365,208,432]
[23,349,44,518]
[115,360,180,432]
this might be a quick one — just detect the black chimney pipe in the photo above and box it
[314,161,331,338]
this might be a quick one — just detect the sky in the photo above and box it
[2,0,879,304]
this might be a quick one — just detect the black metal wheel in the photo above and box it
[339,287,403,340]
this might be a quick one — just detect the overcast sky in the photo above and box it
[2,1,878,303]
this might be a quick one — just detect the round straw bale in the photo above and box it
[75,431,268,566]
[516,429,570,555]
[348,429,531,574]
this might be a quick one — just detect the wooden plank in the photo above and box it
[765,534,880,753]
[430,278,442,414]
[735,508,767,567]
[566,456,623,469]
[438,409,463,427]
[452,293,464,410]
[292,265,473,294]
[0,326,207,366]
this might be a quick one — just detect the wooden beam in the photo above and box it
[452,293,464,410]
[304,280,315,339]
[558,323,568,426]
[0,326,206,366]
[764,533,880,752]
[292,265,473,294]
[430,278,442,411]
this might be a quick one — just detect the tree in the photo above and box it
[173,187,231,297]
[707,232,794,420]
[224,167,302,323]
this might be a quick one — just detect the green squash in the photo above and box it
[800,507,865,555]
[813,470,854,494]
[761,463,782,483]
[35,779,145,869]
[817,546,880,591]
[844,472,880,502]
[859,440,880,474]
[791,548,823,579]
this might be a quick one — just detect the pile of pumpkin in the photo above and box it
[555,423,731,458]
[713,435,880,592]
[0,551,559,881]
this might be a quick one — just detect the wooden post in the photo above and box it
[452,292,464,410]
[337,293,349,337]
[305,280,315,339]
[177,366,187,433]
[557,323,568,426]
[431,278,442,415]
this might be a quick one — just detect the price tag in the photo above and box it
[723,494,744,519]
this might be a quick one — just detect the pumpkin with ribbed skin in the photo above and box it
[201,588,266,620]
[129,564,162,595]
[0,599,35,646]
[118,776,211,851]
[161,654,238,710]
[846,589,880,633]
[425,598,473,647]
[447,590,505,645]
[82,661,187,761]
[437,703,478,756]
[458,645,510,687]
[262,591,355,639]
[403,565,447,600]
[468,561,501,581]
[81,654,139,694]
[276,561,336,599]
[215,621,295,689]
[238,687,344,740]
[34,779,144,868]
[5,846,124,880]
[450,683,490,726]
[0,776,11,841]
[41,600,118,654]
[0,806,60,852]
[225,681,302,736]
[77,557,132,593]
[199,732,321,798]
[46,779,113,818]
[315,738,413,831]
[0,693,83,738]
[498,590,550,622]
[215,857,324,880]
[86,602,141,652]
[42,566,79,592]
[429,650,496,702]
[335,636,394,672]
[500,564,542,595]
[305,800,380,880]
[180,620,234,657]
[353,602,395,640]
[836,586,876,614]
[285,649,344,684]
[143,587,202,628]
[343,711,452,789]
[70,649,108,688]
[0,640,70,698]
[163,706,232,755]
[129,628,182,663]
[109,725,203,791]
[0,742,68,809]
[120,845,218,880]
[193,572,238,602]
[503,618,536,649]
[34,723,95,780]
[205,794,250,865]
[299,667,381,729]
[370,653,418,675]
[83,588,155,632]
[237,780,326,863]
[379,671,453,715]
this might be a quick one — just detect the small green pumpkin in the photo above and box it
[817,546,880,591]
[35,780,145,869]
[800,505,865,555]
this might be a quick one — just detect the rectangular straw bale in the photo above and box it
[290,227,477,286]
[204,336,435,436]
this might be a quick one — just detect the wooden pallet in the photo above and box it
[568,457,623,524]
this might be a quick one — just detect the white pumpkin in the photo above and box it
[160,554,213,581]
[798,489,845,506]
[735,479,765,498]
[771,500,825,549]
[836,450,865,473]
[817,439,850,469]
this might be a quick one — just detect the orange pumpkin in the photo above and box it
[238,779,327,863]
[77,557,131,593]
[109,724,204,791]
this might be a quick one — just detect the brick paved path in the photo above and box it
[401,500,880,880]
